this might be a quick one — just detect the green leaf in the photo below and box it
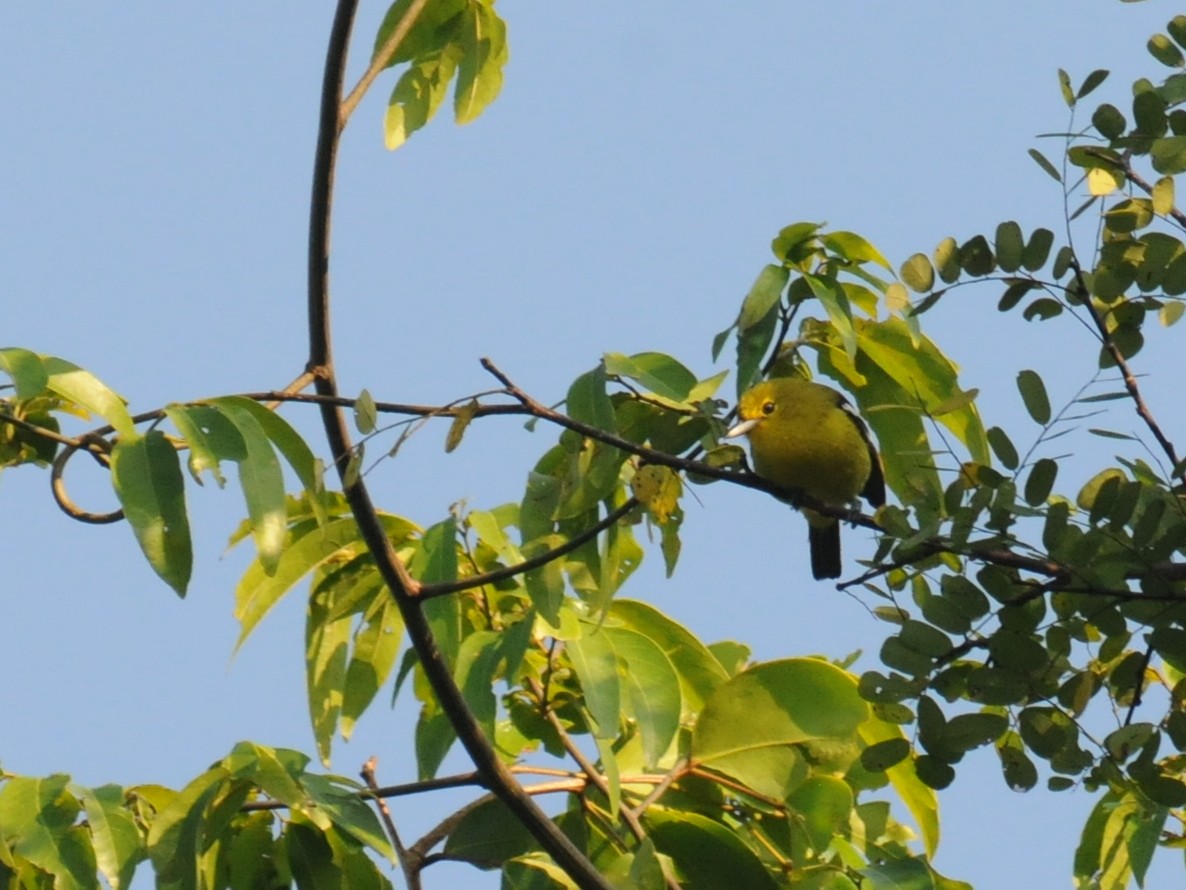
[1092,103,1127,140]
[164,404,240,487]
[206,399,292,574]
[805,272,857,359]
[234,517,384,650]
[43,356,136,439]
[567,626,620,740]
[565,364,617,427]
[611,599,730,715]
[444,398,478,453]
[1151,135,1186,174]
[223,743,308,811]
[602,625,681,766]
[285,821,341,890]
[1149,33,1185,68]
[385,45,462,150]
[1170,15,1186,51]
[0,347,48,399]
[821,230,894,271]
[692,658,868,801]
[503,853,582,889]
[443,798,535,866]
[341,597,405,737]
[300,774,397,863]
[372,0,465,68]
[602,352,698,402]
[453,0,507,125]
[788,776,854,854]
[306,583,354,765]
[995,221,1024,273]
[1078,68,1110,98]
[353,389,377,435]
[860,738,911,771]
[80,784,144,890]
[1058,68,1075,107]
[738,264,789,331]
[735,289,780,397]
[0,775,96,890]
[986,426,1019,470]
[111,431,192,596]
[900,254,935,293]
[1074,789,1167,890]
[1016,369,1051,425]
[934,236,962,282]
[1028,148,1062,183]
[146,767,236,889]
[646,811,779,890]
[411,516,459,584]
[958,235,995,276]
[771,221,824,264]
[1023,457,1058,506]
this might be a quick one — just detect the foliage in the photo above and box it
[7,2,1186,889]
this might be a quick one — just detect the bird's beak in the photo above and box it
[725,418,760,438]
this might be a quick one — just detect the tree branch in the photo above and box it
[361,757,418,890]
[529,678,682,890]
[1068,255,1181,472]
[419,498,640,600]
[339,0,432,127]
[305,6,611,887]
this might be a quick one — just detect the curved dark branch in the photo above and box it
[305,6,611,887]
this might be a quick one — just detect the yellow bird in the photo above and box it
[727,376,885,580]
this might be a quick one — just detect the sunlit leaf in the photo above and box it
[111,431,192,596]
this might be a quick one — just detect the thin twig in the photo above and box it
[528,678,682,890]
[339,0,432,127]
[1068,255,1180,472]
[1122,643,1156,727]
[481,356,880,529]
[419,498,639,599]
[361,757,418,890]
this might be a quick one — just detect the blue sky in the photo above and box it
[2,2,1183,887]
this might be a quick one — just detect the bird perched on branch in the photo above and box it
[727,376,885,580]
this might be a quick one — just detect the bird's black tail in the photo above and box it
[809,522,842,580]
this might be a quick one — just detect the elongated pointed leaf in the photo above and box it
[0,347,48,398]
[385,45,462,150]
[234,518,370,650]
[603,352,698,402]
[299,774,396,863]
[79,784,144,890]
[42,356,136,438]
[341,597,405,737]
[164,404,244,487]
[567,627,620,739]
[205,401,286,574]
[210,396,327,525]
[646,811,779,890]
[602,625,681,766]
[453,0,507,125]
[111,431,192,596]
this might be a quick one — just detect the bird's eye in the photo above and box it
[761,401,775,416]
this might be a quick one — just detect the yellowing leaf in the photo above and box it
[630,464,682,524]
[445,399,479,452]
[1087,166,1123,196]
